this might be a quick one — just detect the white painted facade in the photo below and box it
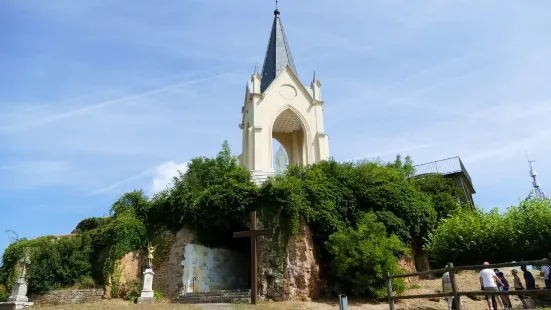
[238,67,330,184]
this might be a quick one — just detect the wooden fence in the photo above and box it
[386,257,551,310]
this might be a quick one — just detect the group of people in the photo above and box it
[442,261,551,310]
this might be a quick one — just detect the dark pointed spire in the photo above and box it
[260,8,297,92]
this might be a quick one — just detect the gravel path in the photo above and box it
[196,303,233,310]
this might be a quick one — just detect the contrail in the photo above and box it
[9,71,236,133]
[88,166,156,196]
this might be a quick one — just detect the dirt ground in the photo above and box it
[33,299,201,310]
[398,267,548,310]
[32,268,551,310]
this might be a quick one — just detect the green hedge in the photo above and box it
[426,196,551,266]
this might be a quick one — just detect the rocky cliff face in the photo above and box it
[111,228,196,299]
[258,221,321,301]
[112,223,321,301]
[398,255,417,283]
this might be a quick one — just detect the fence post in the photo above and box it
[448,262,461,310]
[386,273,395,310]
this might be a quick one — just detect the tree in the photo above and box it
[326,212,408,298]
[426,197,551,266]
[154,141,258,247]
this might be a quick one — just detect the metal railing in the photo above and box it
[386,257,551,310]
[413,156,473,186]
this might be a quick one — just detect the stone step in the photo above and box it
[172,296,251,304]
[172,290,251,304]
[179,289,250,297]
[179,293,250,298]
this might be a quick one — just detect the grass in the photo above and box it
[231,299,389,310]
[33,300,202,310]
[397,267,549,310]
[32,269,551,310]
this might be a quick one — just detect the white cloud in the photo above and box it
[151,161,189,195]
[2,0,551,213]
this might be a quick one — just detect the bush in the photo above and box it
[75,276,96,289]
[426,196,551,266]
[0,285,8,302]
[0,142,467,298]
[326,212,408,298]
[0,234,95,295]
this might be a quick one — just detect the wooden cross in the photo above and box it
[233,210,274,304]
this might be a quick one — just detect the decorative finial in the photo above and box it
[254,63,258,74]
[274,0,280,16]
[313,70,317,83]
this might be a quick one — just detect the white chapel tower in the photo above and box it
[239,8,330,184]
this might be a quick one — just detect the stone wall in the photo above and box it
[32,289,104,306]
[114,222,321,301]
[0,303,17,310]
[111,228,197,299]
[117,229,249,297]
[150,229,196,298]
[258,218,321,301]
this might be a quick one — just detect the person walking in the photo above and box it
[494,269,512,308]
[521,265,536,290]
[442,270,454,310]
[521,265,537,307]
[480,262,504,310]
[512,269,528,309]
[539,260,551,289]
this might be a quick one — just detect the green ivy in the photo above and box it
[0,142,468,298]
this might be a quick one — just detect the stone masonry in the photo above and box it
[31,289,104,306]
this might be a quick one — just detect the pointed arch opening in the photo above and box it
[270,107,309,171]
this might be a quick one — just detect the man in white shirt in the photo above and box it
[480,262,504,310]
[539,260,551,289]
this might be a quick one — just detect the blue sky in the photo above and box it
[1,1,551,255]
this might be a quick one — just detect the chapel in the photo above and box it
[238,8,330,184]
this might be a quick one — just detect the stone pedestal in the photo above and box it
[0,277,33,309]
[137,268,155,304]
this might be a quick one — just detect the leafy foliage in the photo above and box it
[148,141,256,248]
[426,196,551,267]
[0,235,94,295]
[327,212,408,298]
[0,142,467,298]
[0,284,7,302]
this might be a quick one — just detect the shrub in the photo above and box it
[426,196,551,266]
[326,212,408,298]
[0,285,8,302]
[75,276,96,289]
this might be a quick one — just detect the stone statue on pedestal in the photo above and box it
[2,251,34,309]
[275,146,288,174]
[146,242,157,268]
[138,242,157,304]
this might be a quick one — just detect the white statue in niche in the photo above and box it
[275,145,288,174]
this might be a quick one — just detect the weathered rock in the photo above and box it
[111,223,321,302]
[258,219,320,301]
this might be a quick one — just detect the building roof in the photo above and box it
[260,9,298,92]
[413,156,475,193]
